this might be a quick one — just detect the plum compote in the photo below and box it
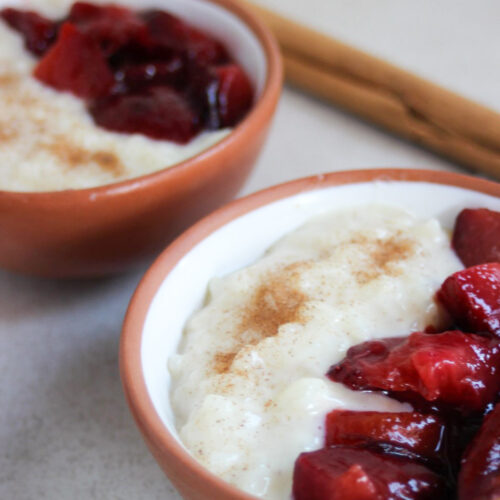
[293,446,447,500]
[0,2,254,143]
[452,209,500,267]
[437,263,500,338]
[325,410,447,463]
[458,402,500,500]
[327,330,500,415]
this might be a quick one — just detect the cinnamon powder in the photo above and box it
[213,264,307,374]
[212,236,414,374]
[42,140,124,176]
[355,234,414,284]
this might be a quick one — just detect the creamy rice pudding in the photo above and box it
[0,0,250,191]
[169,204,463,499]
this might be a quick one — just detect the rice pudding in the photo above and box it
[169,204,463,499]
[0,0,254,191]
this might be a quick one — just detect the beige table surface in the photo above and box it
[1,1,497,499]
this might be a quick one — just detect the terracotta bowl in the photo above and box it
[120,168,500,500]
[0,0,282,278]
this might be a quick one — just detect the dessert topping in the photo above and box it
[453,208,500,267]
[458,402,500,500]
[0,2,254,143]
[293,446,446,500]
[437,263,500,338]
[325,410,446,461]
[327,330,500,415]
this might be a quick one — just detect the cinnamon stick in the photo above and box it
[242,1,500,180]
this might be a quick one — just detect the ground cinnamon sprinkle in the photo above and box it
[0,122,17,142]
[0,72,124,176]
[0,75,26,142]
[213,264,307,374]
[213,352,238,374]
[41,139,124,176]
[90,151,124,175]
[355,234,414,284]
[211,235,415,374]
[0,73,19,86]
[371,235,413,268]
[242,270,306,338]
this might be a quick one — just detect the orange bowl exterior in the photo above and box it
[0,0,283,278]
[120,168,500,500]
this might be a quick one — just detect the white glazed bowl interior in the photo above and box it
[0,0,267,96]
[141,179,500,449]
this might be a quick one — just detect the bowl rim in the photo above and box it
[0,0,282,200]
[120,168,500,500]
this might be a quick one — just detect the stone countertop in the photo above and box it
[2,0,496,498]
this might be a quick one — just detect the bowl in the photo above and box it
[120,168,500,500]
[0,0,282,278]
